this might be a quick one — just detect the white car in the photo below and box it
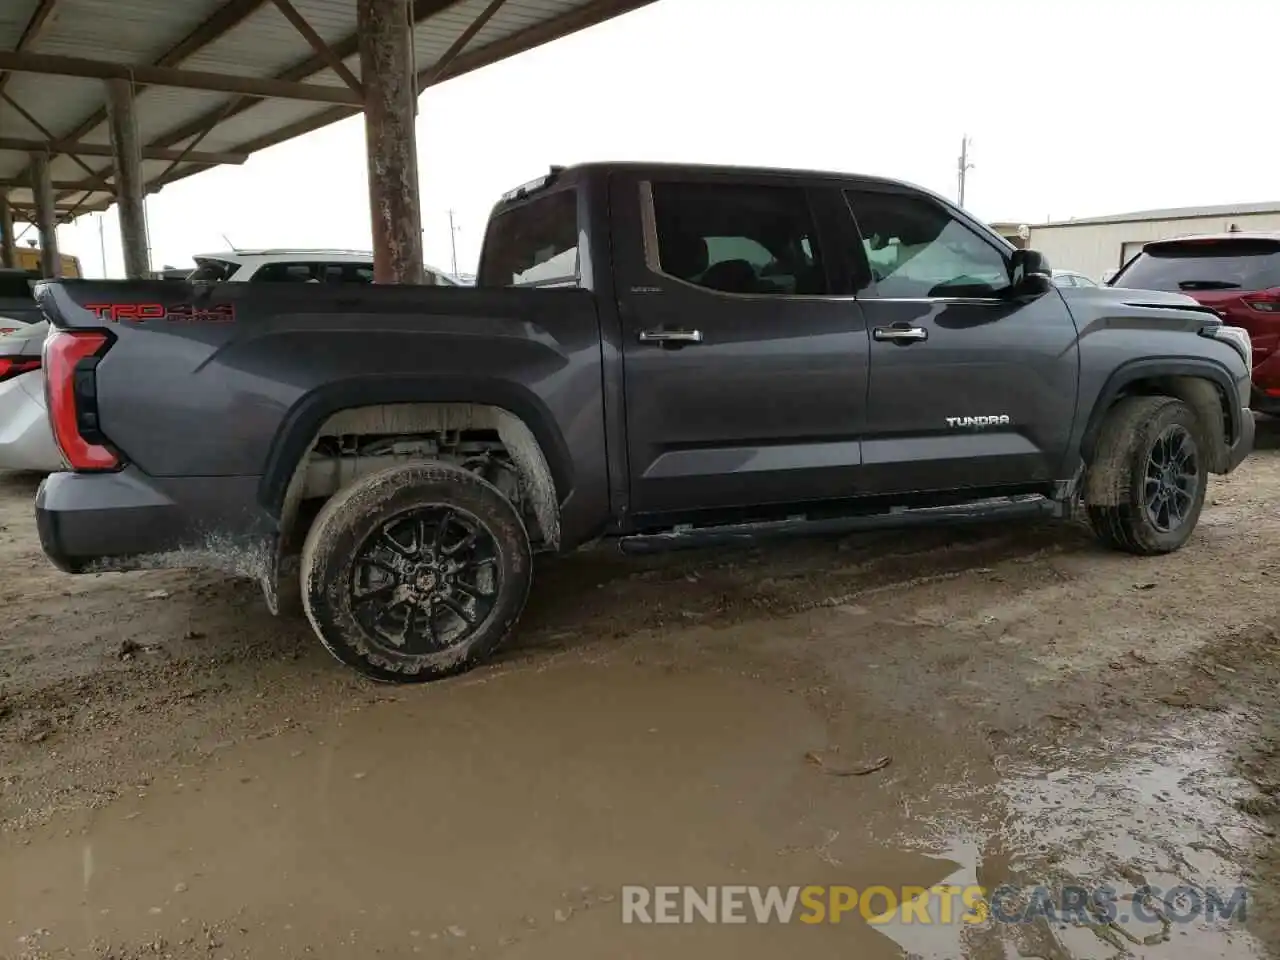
[0,320,59,472]
[1051,269,1100,288]
[0,251,467,473]
[188,249,465,285]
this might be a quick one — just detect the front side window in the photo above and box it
[650,181,827,295]
[845,190,1009,298]
[479,189,579,287]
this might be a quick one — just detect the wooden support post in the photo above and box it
[359,0,424,284]
[29,152,60,277]
[0,193,13,269]
[105,79,149,279]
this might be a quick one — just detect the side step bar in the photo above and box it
[617,495,1055,555]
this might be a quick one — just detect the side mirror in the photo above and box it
[1010,249,1051,285]
[1008,248,1049,293]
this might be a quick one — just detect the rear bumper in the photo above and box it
[36,467,273,575]
[1252,349,1280,413]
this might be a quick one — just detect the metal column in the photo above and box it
[358,0,424,284]
[29,152,60,278]
[105,78,149,279]
[0,194,13,269]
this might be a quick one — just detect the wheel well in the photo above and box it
[1086,375,1230,473]
[276,403,561,561]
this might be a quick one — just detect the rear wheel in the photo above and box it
[1086,396,1208,555]
[300,462,532,683]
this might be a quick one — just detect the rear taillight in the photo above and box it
[1243,288,1280,313]
[0,357,40,382]
[43,330,118,471]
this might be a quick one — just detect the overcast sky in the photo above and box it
[38,0,1280,278]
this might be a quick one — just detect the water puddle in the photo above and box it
[4,662,953,958]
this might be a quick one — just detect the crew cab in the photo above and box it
[33,162,1255,682]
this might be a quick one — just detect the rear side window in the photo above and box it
[319,263,375,283]
[188,258,238,283]
[1114,240,1280,291]
[479,190,579,287]
[252,262,322,283]
[650,181,827,295]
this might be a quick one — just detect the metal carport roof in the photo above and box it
[0,0,657,225]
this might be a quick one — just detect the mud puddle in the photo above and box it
[3,662,956,959]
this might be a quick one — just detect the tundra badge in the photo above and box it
[946,415,1011,428]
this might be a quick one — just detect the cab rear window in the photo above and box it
[479,189,579,288]
[1115,239,1280,291]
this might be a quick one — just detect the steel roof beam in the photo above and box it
[224,0,655,160]
[36,0,271,204]
[0,136,245,164]
[416,0,506,92]
[0,50,362,104]
[0,91,113,189]
[0,179,112,190]
[0,0,60,96]
[271,0,364,96]
[148,0,466,151]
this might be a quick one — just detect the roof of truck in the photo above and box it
[553,160,919,186]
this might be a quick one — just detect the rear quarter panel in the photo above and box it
[39,280,609,545]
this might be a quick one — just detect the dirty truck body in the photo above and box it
[34,162,1255,682]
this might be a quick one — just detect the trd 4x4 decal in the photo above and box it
[82,302,235,323]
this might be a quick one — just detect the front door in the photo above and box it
[840,185,1081,495]
[611,172,871,521]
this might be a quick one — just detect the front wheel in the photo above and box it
[300,462,532,683]
[1085,396,1209,555]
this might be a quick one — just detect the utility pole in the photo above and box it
[98,212,108,278]
[448,208,460,276]
[957,134,974,207]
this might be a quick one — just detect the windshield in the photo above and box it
[1114,240,1280,291]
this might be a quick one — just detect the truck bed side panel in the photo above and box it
[37,280,610,548]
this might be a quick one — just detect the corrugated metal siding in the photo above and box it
[1029,213,1280,283]
[0,0,44,50]
[34,0,229,63]
[182,4,332,81]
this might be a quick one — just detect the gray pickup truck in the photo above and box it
[34,162,1254,682]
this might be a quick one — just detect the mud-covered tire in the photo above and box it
[1085,396,1208,555]
[300,462,532,683]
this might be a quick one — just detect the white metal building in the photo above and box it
[1025,202,1280,283]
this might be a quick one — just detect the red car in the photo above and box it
[1110,233,1280,413]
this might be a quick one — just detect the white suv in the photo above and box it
[0,251,469,474]
[187,249,466,285]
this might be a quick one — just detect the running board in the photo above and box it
[617,495,1055,555]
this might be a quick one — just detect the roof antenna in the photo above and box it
[221,233,239,252]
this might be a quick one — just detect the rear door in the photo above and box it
[840,184,1081,495]
[610,170,871,519]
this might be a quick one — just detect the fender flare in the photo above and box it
[1077,357,1243,468]
[257,375,574,521]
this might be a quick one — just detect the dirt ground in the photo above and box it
[4,423,1280,959]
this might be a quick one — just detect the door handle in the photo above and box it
[638,329,704,346]
[873,325,928,344]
